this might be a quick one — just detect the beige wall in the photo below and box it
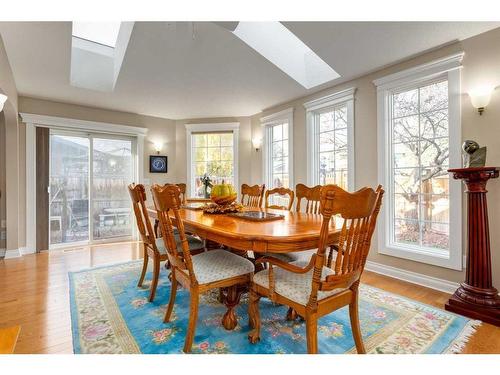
[250,27,500,286]
[0,33,20,254]
[0,113,5,249]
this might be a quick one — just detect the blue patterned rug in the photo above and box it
[69,261,479,354]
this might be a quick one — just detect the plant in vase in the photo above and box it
[200,174,213,199]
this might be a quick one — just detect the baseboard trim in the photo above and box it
[4,249,21,259]
[365,260,460,294]
[3,247,33,259]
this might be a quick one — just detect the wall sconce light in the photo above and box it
[469,86,494,115]
[0,93,7,112]
[252,137,262,152]
[153,141,163,154]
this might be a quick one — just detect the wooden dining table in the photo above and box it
[147,206,340,330]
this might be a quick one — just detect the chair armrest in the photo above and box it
[255,255,316,274]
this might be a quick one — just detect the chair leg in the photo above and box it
[248,287,261,343]
[349,289,366,354]
[183,290,199,353]
[164,271,178,323]
[305,311,318,354]
[148,256,161,302]
[137,247,148,287]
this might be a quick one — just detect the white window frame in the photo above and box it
[373,53,464,270]
[260,108,294,190]
[304,87,356,190]
[186,122,239,198]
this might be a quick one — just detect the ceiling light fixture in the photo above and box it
[231,22,340,89]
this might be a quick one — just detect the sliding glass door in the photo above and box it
[49,131,135,247]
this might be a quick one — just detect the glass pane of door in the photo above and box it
[49,134,89,245]
[92,137,133,240]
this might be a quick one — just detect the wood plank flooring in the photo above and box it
[0,241,498,354]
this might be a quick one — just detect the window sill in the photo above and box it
[378,243,462,271]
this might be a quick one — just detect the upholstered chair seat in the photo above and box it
[155,234,204,255]
[253,260,346,305]
[268,250,317,264]
[190,249,255,284]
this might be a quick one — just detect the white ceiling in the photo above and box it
[0,21,499,119]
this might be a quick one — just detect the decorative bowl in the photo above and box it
[211,194,237,206]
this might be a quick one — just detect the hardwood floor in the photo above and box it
[0,241,499,354]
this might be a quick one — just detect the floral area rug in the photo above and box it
[69,261,479,354]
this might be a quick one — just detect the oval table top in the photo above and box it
[147,207,339,253]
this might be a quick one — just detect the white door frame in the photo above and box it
[21,113,147,254]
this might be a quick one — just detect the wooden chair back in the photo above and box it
[295,183,322,213]
[309,185,384,304]
[128,183,157,249]
[264,187,295,211]
[241,184,265,208]
[176,183,187,205]
[150,184,197,281]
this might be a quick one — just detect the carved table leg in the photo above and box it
[221,285,243,330]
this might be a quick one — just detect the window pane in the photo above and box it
[220,147,233,161]
[421,110,448,139]
[422,222,449,250]
[393,115,419,144]
[320,112,334,132]
[334,128,347,150]
[390,79,450,252]
[272,141,283,159]
[320,132,335,152]
[207,147,221,161]
[335,149,348,170]
[193,134,207,147]
[421,194,449,223]
[394,193,419,220]
[334,106,347,129]
[220,133,233,146]
[272,124,283,142]
[92,138,133,241]
[393,142,419,168]
[394,168,420,194]
[282,123,289,140]
[394,219,419,246]
[207,134,220,147]
[420,80,448,113]
[194,147,207,162]
[420,138,449,167]
[393,89,418,118]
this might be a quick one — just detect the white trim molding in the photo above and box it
[304,88,356,190]
[260,108,294,190]
[303,87,356,111]
[20,113,148,136]
[374,54,463,270]
[373,52,464,90]
[185,122,240,198]
[365,260,459,294]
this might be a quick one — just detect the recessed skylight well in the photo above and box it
[72,22,121,48]
[233,22,340,89]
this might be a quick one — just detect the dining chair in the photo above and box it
[264,187,295,211]
[128,183,205,302]
[241,184,265,208]
[295,183,322,213]
[176,183,187,205]
[151,184,255,353]
[248,184,384,354]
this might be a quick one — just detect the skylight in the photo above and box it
[72,22,121,48]
[233,22,340,89]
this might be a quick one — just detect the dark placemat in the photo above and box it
[227,211,284,222]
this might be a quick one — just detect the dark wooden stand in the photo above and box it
[446,167,500,326]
